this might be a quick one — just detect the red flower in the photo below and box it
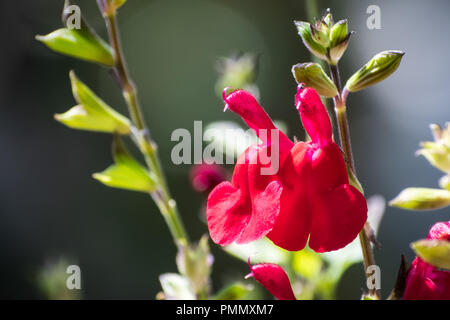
[247,261,296,300]
[206,85,367,252]
[404,221,450,300]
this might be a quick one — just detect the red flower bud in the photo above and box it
[247,261,296,300]
[404,221,450,300]
[190,163,227,194]
[206,85,367,252]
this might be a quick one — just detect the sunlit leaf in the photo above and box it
[36,27,114,66]
[93,135,157,192]
[55,71,131,134]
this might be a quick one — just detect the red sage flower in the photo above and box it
[206,85,367,252]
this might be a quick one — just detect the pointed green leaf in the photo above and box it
[292,63,337,97]
[412,239,450,270]
[93,136,157,192]
[389,187,450,210]
[36,27,114,66]
[55,71,131,134]
[345,50,405,92]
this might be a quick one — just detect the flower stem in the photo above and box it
[102,10,189,246]
[329,63,380,299]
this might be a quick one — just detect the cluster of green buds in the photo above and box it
[390,123,450,210]
[295,11,351,66]
[292,9,404,103]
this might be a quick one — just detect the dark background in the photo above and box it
[0,0,449,299]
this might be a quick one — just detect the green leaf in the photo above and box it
[36,27,114,66]
[291,63,338,98]
[55,71,131,134]
[93,135,157,193]
[294,21,328,61]
[345,50,405,92]
[411,239,450,270]
[389,187,450,210]
[214,282,252,300]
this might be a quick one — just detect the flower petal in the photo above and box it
[404,257,450,300]
[206,181,250,245]
[309,184,367,252]
[248,263,296,300]
[296,84,332,147]
[267,142,312,251]
[224,89,293,150]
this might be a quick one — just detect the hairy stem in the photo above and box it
[103,10,189,246]
[329,63,380,299]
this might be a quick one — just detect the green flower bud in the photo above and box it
[411,239,450,270]
[417,123,450,173]
[92,135,157,193]
[345,50,405,92]
[310,21,330,48]
[55,71,131,134]
[389,187,450,210]
[439,175,450,191]
[294,21,328,61]
[329,20,352,65]
[291,62,338,97]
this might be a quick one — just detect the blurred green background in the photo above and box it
[0,0,449,299]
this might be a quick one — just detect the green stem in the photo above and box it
[103,11,189,246]
[329,63,380,299]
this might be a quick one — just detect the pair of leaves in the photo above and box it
[55,71,131,134]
